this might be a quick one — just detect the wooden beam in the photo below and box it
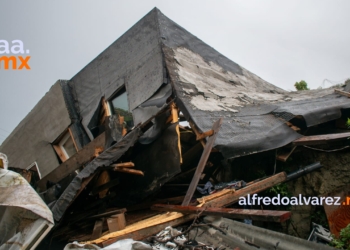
[286,122,300,132]
[114,167,144,176]
[199,172,288,208]
[84,172,287,246]
[38,132,105,191]
[196,129,214,140]
[84,213,196,246]
[111,162,134,168]
[53,144,68,163]
[277,146,296,162]
[170,103,182,164]
[102,97,111,117]
[182,118,223,206]
[189,120,215,141]
[107,213,126,232]
[91,220,104,240]
[293,132,350,146]
[335,89,350,98]
[151,204,291,223]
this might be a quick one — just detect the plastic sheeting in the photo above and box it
[64,239,152,250]
[0,168,54,249]
[64,227,187,250]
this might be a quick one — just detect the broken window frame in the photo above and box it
[99,97,111,126]
[107,86,134,134]
[26,161,42,180]
[53,129,78,162]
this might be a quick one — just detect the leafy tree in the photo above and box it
[331,224,350,249]
[294,80,309,91]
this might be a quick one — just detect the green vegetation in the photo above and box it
[294,80,309,91]
[331,224,350,249]
[346,118,350,128]
[268,183,291,197]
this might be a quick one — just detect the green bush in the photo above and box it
[294,80,309,91]
[331,224,350,249]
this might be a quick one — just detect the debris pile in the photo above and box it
[1,7,350,250]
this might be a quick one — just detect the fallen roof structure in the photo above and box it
[0,7,348,249]
[2,8,350,176]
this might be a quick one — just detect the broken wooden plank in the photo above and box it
[293,132,350,146]
[114,167,144,176]
[84,172,286,246]
[276,146,296,162]
[91,220,104,240]
[53,144,68,163]
[111,162,134,168]
[107,213,126,232]
[182,118,223,206]
[189,120,216,141]
[335,89,350,98]
[286,122,300,131]
[84,213,196,246]
[151,204,291,223]
[170,103,182,164]
[38,132,106,191]
[200,172,288,208]
[196,129,214,140]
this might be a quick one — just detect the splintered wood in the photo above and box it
[114,168,144,176]
[182,118,223,206]
[84,171,288,246]
[112,162,144,176]
[37,132,106,191]
[151,204,291,223]
[293,132,350,145]
[203,172,287,208]
[335,89,350,98]
[170,103,182,164]
[107,213,126,232]
[83,212,195,246]
[112,162,135,168]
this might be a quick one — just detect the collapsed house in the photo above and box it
[1,7,350,249]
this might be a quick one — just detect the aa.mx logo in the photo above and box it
[0,40,30,70]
